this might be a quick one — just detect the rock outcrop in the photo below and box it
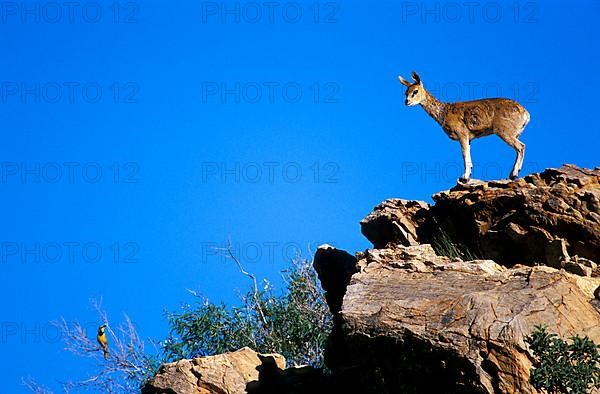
[313,245,358,314]
[361,165,600,273]
[317,164,600,393]
[320,243,600,393]
[142,347,285,394]
[143,346,356,394]
[360,199,432,248]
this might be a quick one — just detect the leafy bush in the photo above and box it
[162,255,332,367]
[525,325,600,394]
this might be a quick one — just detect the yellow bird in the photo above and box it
[97,324,109,360]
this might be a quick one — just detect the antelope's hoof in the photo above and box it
[458,177,470,184]
[509,174,518,181]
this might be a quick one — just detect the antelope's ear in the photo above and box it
[398,75,411,87]
[411,71,421,84]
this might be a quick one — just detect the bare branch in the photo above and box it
[21,377,53,394]
[213,240,269,328]
[51,299,156,393]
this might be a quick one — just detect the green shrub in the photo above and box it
[525,325,600,393]
[430,225,479,260]
[162,256,332,367]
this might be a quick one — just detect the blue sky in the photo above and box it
[1,0,599,391]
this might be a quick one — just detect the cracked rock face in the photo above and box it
[360,199,432,248]
[333,244,600,393]
[142,347,285,394]
[433,165,600,269]
[361,165,600,273]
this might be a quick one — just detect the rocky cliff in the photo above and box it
[145,164,600,393]
[316,164,600,394]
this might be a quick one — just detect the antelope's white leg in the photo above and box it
[459,139,472,183]
[517,140,526,173]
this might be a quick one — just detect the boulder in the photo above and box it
[360,199,432,248]
[142,347,285,394]
[313,244,358,314]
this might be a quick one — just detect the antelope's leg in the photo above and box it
[499,135,525,180]
[516,139,526,174]
[459,138,472,183]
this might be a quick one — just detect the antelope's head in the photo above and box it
[398,71,424,106]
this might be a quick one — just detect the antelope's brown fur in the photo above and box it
[399,72,530,182]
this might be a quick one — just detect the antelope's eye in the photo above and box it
[413,90,419,95]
